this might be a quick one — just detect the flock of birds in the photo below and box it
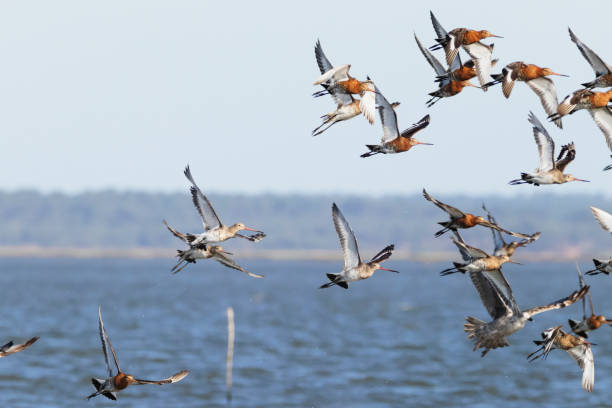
[312,11,612,174]
[2,10,612,402]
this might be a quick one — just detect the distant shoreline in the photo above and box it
[0,246,603,262]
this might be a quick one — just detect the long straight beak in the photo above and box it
[220,249,233,255]
[573,178,590,182]
[244,227,264,233]
[509,260,522,265]
[416,141,434,146]
[551,72,570,77]
[379,266,399,273]
[465,82,481,88]
[490,34,503,38]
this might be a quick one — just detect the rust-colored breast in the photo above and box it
[114,373,130,390]
[588,315,601,329]
[454,66,476,81]
[463,30,482,45]
[389,137,413,153]
[449,81,466,95]
[591,91,612,107]
[521,64,542,81]
[340,78,362,95]
[457,214,477,228]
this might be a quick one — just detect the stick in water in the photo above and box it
[226,307,235,403]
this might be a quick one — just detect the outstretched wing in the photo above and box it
[314,40,354,106]
[414,33,447,79]
[588,107,612,151]
[527,77,562,129]
[98,307,120,376]
[528,111,555,172]
[163,219,194,244]
[469,272,513,319]
[184,166,222,230]
[523,286,589,319]
[482,203,506,251]
[375,84,400,143]
[400,115,430,140]
[527,326,562,361]
[591,206,612,233]
[422,188,465,218]
[332,203,361,270]
[555,143,576,172]
[567,344,594,392]
[0,337,38,358]
[313,64,350,86]
[133,370,190,386]
[451,237,489,260]
[463,42,494,88]
[569,27,612,77]
[575,263,592,318]
[314,40,333,75]
[213,251,264,279]
[500,63,521,98]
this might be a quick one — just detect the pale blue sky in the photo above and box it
[0,1,610,196]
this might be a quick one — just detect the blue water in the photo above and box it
[0,258,611,407]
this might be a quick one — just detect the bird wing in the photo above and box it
[184,166,222,230]
[429,11,448,41]
[528,111,555,172]
[400,115,430,140]
[528,326,562,361]
[478,220,536,241]
[481,203,506,251]
[98,307,119,376]
[469,271,513,319]
[523,285,589,319]
[133,370,190,386]
[463,42,494,88]
[527,77,562,129]
[569,27,612,77]
[0,337,38,358]
[314,40,333,75]
[555,143,576,172]
[591,206,612,233]
[484,269,520,315]
[163,220,194,244]
[588,107,612,151]
[451,237,489,260]
[422,188,465,218]
[556,93,578,117]
[374,84,399,143]
[332,203,361,270]
[313,64,350,85]
[567,344,594,392]
[359,85,376,125]
[444,29,463,67]
[575,263,592,318]
[313,42,354,106]
[414,33,447,79]
[328,85,355,106]
[212,251,264,278]
[500,63,522,98]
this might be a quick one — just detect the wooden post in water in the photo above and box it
[226,307,235,403]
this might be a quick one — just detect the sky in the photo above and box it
[0,1,610,197]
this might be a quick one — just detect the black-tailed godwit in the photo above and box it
[88,307,189,400]
[528,325,594,392]
[320,203,397,289]
[509,112,588,186]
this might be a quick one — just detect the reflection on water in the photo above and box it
[0,258,610,407]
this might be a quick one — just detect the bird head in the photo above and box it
[563,174,590,183]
